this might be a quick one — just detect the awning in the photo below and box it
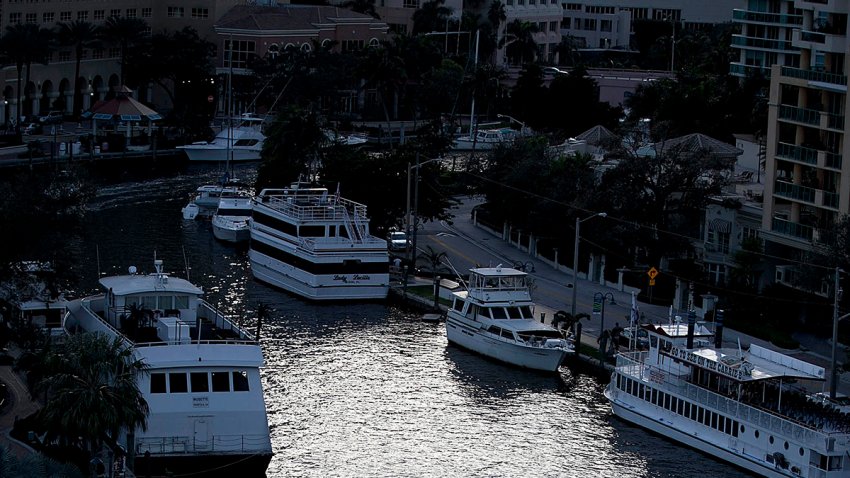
[709,219,731,234]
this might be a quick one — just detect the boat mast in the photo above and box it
[226,33,234,178]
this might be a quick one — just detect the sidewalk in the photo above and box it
[440,196,850,394]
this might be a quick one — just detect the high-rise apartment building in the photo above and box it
[743,1,850,287]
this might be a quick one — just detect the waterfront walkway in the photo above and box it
[0,354,40,460]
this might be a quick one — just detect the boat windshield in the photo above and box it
[517,330,563,340]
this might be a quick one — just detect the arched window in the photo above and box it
[301,43,312,52]
[368,38,379,48]
[267,44,280,59]
[284,43,296,51]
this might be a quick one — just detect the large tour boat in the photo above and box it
[445,267,573,372]
[248,182,389,300]
[605,311,850,477]
[62,259,273,476]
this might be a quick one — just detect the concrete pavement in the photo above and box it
[419,196,850,394]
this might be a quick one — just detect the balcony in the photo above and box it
[732,9,803,26]
[774,180,816,204]
[772,217,814,241]
[824,191,840,209]
[778,105,820,126]
[731,35,797,52]
[776,142,818,165]
[793,29,847,53]
[779,66,847,86]
[729,63,771,78]
[826,151,843,169]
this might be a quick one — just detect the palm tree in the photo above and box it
[501,20,539,65]
[1,24,52,131]
[55,21,100,117]
[357,43,406,149]
[100,16,148,87]
[341,0,380,19]
[416,246,450,308]
[37,332,149,460]
[0,446,83,478]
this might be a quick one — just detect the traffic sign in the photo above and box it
[647,267,658,280]
[649,278,656,286]
[592,297,602,315]
[207,95,214,103]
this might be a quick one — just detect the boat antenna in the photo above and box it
[182,246,191,282]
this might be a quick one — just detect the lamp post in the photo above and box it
[831,267,847,399]
[571,212,607,318]
[593,291,616,338]
[405,154,442,274]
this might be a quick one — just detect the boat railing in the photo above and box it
[136,433,271,455]
[259,193,368,222]
[213,215,248,228]
[197,301,254,341]
[68,298,133,346]
[615,353,849,449]
[298,236,386,251]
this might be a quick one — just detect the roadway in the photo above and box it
[416,196,850,394]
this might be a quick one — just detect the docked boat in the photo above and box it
[248,182,389,300]
[605,311,850,477]
[212,196,252,243]
[177,115,265,162]
[452,127,524,151]
[62,259,273,476]
[445,267,573,372]
[182,181,252,220]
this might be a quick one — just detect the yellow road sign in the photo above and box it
[648,267,658,279]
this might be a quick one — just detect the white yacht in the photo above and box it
[182,182,251,220]
[177,115,265,162]
[606,312,850,478]
[62,259,273,476]
[445,267,573,372]
[452,127,524,151]
[249,183,389,300]
[212,196,252,243]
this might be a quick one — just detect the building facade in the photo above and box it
[729,0,803,79]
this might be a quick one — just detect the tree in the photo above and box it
[100,16,148,87]
[55,21,100,117]
[356,41,407,147]
[256,105,327,188]
[0,24,52,127]
[501,20,538,65]
[37,332,149,461]
[341,0,379,19]
[0,446,82,478]
[416,246,450,308]
[411,0,453,36]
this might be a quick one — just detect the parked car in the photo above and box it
[388,231,409,251]
[38,111,63,125]
[23,123,42,135]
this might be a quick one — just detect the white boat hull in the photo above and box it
[249,250,389,300]
[452,138,501,151]
[445,317,568,372]
[606,389,791,478]
[177,146,261,162]
[212,222,250,243]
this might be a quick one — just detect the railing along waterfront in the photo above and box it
[780,66,847,86]
[615,352,848,449]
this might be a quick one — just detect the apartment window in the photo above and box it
[58,51,71,62]
[109,47,120,58]
[224,39,255,68]
[562,17,571,29]
[126,9,137,19]
[60,11,71,22]
[565,3,581,10]
[653,9,680,21]
[529,0,535,5]
[601,19,612,32]
[583,18,596,30]
[191,8,209,19]
[341,39,365,51]
[549,21,558,32]
[142,8,152,18]
[538,22,546,32]
[9,13,21,24]
[517,0,524,6]
[43,12,54,23]
[110,9,120,18]
[77,11,89,21]
[403,0,418,8]
[93,10,104,21]
[707,263,727,285]
[168,7,184,18]
[586,6,615,14]
[92,48,103,59]
[389,23,407,34]
[25,13,36,23]
[630,7,648,20]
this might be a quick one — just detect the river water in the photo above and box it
[63,163,746,477]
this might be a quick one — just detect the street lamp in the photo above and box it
[593,291,616,338]
[497,113,527,133]
[405,154,442,271]
[571,212,607,318]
